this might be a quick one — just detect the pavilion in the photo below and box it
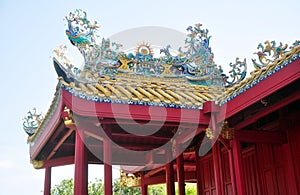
[23,10,300,195]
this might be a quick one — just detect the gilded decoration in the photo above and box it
[63,106,75,127]
[120,170,141,187]
[30,160,44,169]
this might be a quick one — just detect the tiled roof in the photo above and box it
[61,74,224,110]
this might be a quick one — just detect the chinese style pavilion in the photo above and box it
[23,9,300,195]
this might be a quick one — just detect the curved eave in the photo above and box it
[29,83,64,160]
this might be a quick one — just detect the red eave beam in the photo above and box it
[234,90,300,130]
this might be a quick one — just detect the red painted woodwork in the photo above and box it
[43,156,74,168]
[199,154,216,194]
[235,130,287,144]
[176,154,185,195]
[30,96,63,160]
[44,167,51,195]
[227,150,235,195]
[287,119,300,193]
[104,138,113,195]
[231,139,246,195]
[212,142,224,195]
[74,130,88,195]
[140,172,148,195]
[166,161,175,195]
[234,90,300,130]
[241,146,261,194]
[195,144,202,195]
[62,89,210,125]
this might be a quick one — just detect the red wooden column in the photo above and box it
[140,171,148,195]
[195,144,202,195]
[74,130,88,195]
[166,160,175,195]
[44,166,51,195]
[228,148,237,195]
[103,127,113,195]
[212,141,224,195]
[176,153,185,195]
[231,139,246,195]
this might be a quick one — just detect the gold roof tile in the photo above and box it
[95,83,111,97]
[147,88,164,101]
[126,86,144,100]
[185,91,205,102]
[106,84,122,98]
[156,89,175,102]
[166,90,185,102]
[137,87,154,100]
[195,92,210,101]
[176,91,196,103]
[116,85,133,99]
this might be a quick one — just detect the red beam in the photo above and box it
[235,130,287,144]
[74,130,88,195]
[145,166,165,178]
[143,172,196,186]
[62,89,210,124]
[235,90,300,130]
[44,167,51,195]
[47,128,74,160]
[43,156,74,168]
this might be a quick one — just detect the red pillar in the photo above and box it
[44,166,51,195]
[195,144,202,195]
[212,141,224,195]
[176,153,185,195]
[74,130,88,195]
[141,171,148,195]
[166,161,175,195]
[231,139,246,195]
[228,149,237,195]
[104,139,112,195]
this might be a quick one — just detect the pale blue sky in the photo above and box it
[0,0,299,194]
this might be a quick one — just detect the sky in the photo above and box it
[0,0,299,194]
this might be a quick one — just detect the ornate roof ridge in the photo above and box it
[217,44,300,105]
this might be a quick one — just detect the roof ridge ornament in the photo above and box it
[252,40,289,69]
[23,108,44,136]
[56,9,231,87]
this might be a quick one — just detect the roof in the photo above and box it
[24,10,300,157]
